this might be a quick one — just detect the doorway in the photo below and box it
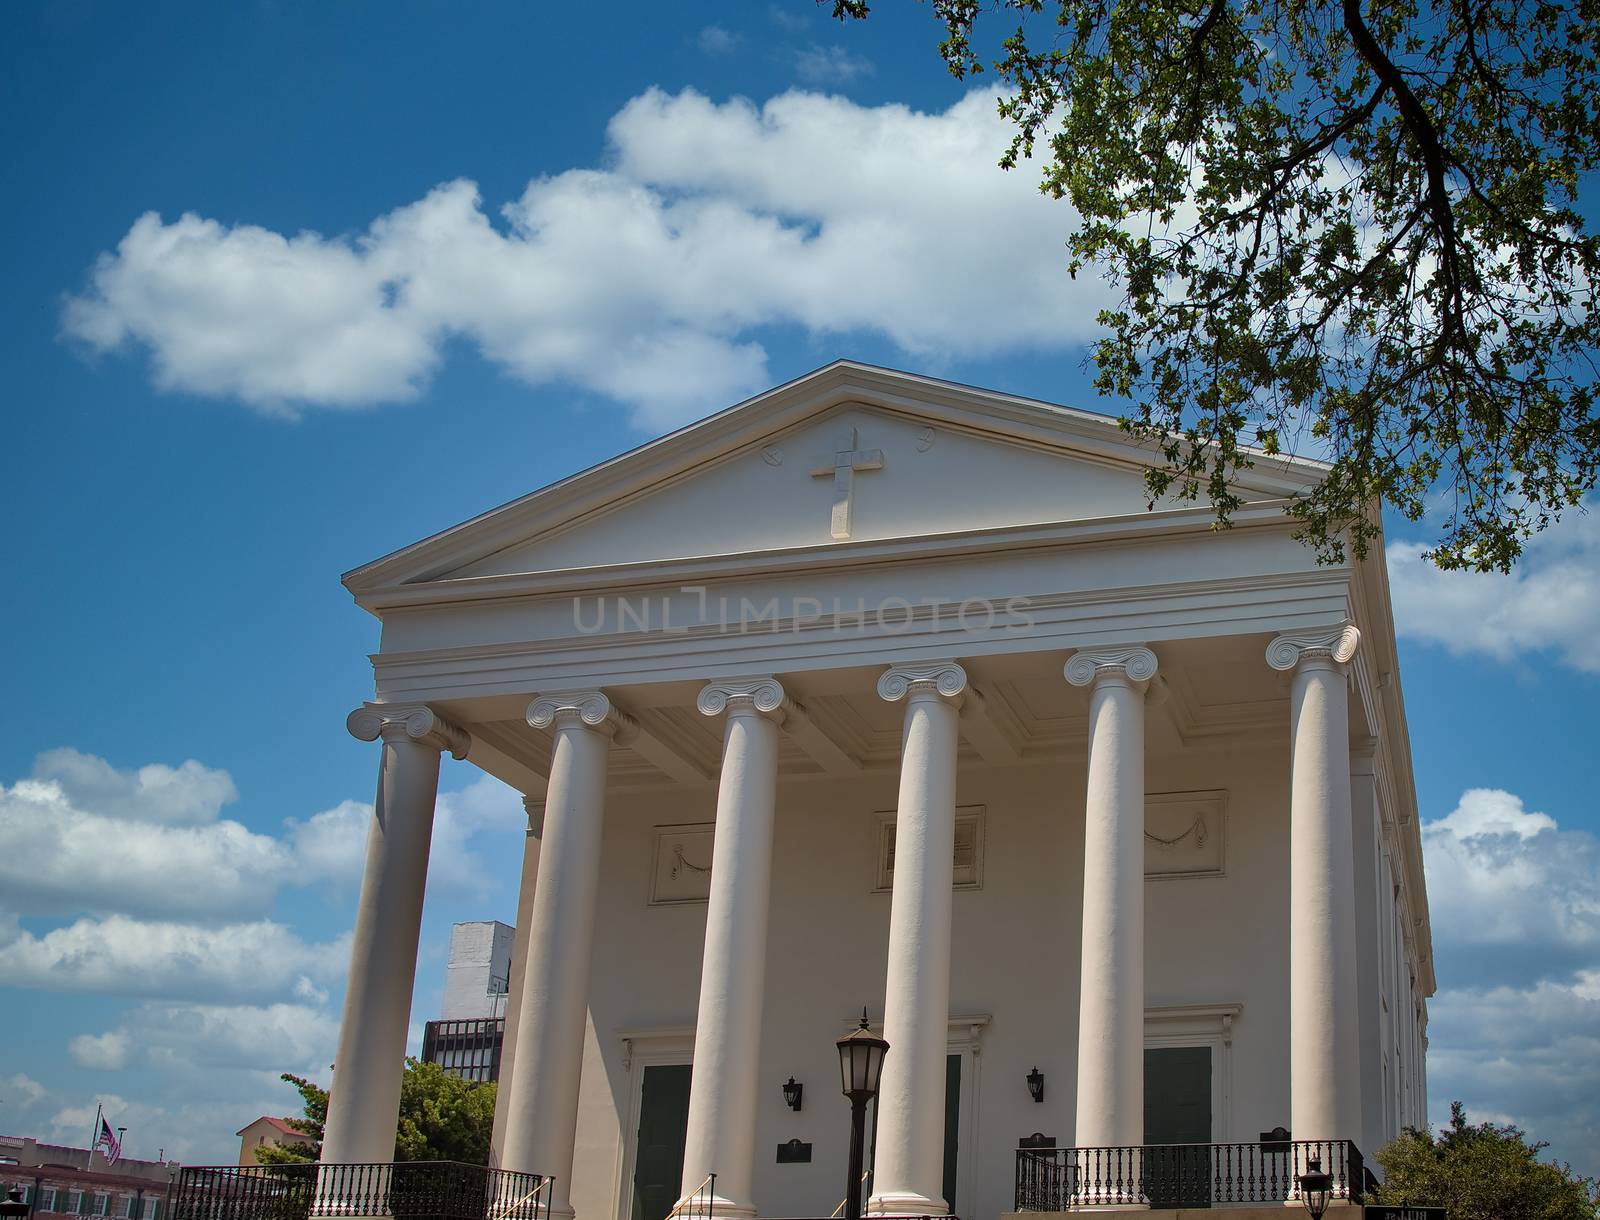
[631,1063,693,1220]
[1143,1045,1213,1208]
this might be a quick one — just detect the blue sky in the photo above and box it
[2,0,1598,1175]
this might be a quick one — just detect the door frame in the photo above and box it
[1143,1004,1240,1143]
[614,1027,697,1220]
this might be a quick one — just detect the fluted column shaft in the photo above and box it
[677,679,788,1220]
[1065,648,1157,1163]
[501,693,630,1220]
[1269,626,1363,1150]
[324,705,469,1164]
[868,662,967,1218]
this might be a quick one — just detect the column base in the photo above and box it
[867,1191,951,1217]
[668,1193,754,1220]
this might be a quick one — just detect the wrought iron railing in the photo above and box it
[171,1162,552,1220]
[1014,1139,1366,1210]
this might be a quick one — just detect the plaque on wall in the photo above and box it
[776,1139,813,1164]
[1145,790,1226,878]
[650,823,715,904]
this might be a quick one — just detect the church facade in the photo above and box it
[327,363,1433,1220]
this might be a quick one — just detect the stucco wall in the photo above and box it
[565,736,1298,1220]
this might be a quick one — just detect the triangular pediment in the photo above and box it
[452,404,1160,577]
[345,363,1324,603]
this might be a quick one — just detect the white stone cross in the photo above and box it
[809,427,884,539]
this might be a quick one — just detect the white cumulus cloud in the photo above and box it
[32,747,238,825]
[5,1072,48,1107]
[69,1030,133,1071]
[1423,787,1600,1170]
[1387,504,1600,674]
[63,88,1111,431]
[0,916,348,1001]
[0,770,290,920]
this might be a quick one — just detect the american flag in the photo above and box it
[95,1116,121,1164]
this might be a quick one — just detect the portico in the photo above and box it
[321,363,1434,1220]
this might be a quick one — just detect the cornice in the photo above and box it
[526,689,637,743]
[1265,622,1362,671]
[346,702,471,759]
[697,676,790,722]
[877,660,968,705]
[1064,645,1159,690]
[348,499,1320,613]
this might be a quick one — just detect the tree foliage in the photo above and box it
[254,1061,496,1165]
[831,0,1600,571]
[1372,1101,1600,1220]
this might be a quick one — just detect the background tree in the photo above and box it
[1372,1101,1600,1220]
[254,1061,497,1165]
[831,0,1600,572]
[254,1074,326,1165]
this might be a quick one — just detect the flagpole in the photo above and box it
[90,1103,103,1161]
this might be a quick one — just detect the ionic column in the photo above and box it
[1267,625,1363,1152]
[490,797,544,1163]
[676,679,790,1220]
[325,704,470,1164]
[868,661,967,1218]
[1064,646,1157,1184]
[501,692,633,1220]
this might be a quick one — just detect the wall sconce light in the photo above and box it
[1026,1066,1045,1103]
[783,1076,804,1111]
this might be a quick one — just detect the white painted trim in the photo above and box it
[612,1028,697,1220]
[1144,1005,1241,1142]
[352,501,1317,611]
[369,579,1355,705]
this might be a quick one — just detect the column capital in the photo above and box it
[697,676,790,723]
[1064,645,1159,690]
[526,690,637,743]
[522,796,545,839]
[1266,622,1362,672]
[347,703,471,759]
[876,660,968,706]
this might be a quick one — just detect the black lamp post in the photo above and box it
[1026,1067,1045,1103]
[836,1009,889,1220]
[783,1077,804,1111]
[0,1188,29,1220]
[1297,1157,1333,1220]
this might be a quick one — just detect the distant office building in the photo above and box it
[420,921,513,1083]
[440,921,513,1020]
[0,1135,175,1220]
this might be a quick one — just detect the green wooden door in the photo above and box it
[632,1063,693,1220]
[1143,1046,1213,1208]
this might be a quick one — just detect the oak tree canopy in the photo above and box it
[832,0,1600,571]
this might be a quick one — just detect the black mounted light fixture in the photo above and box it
[1297,1157,1333,1220]
[836,1008,890,1220]
[1026,1067,1045,1103]
[783,1076,804,1111]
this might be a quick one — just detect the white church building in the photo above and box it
[324,363,1433,1220]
